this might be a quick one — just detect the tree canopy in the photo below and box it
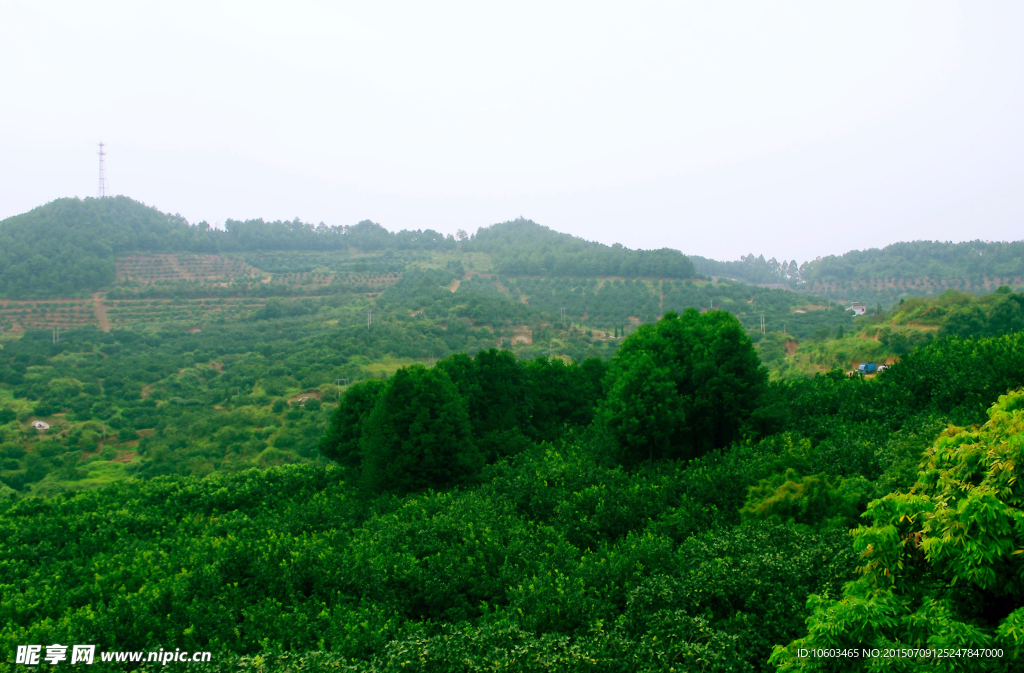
[359,365,481,495]
[318,379,385,468]
[603,308,767,462]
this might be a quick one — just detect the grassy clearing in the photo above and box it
[28,459,134,497]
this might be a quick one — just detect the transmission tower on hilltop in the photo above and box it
[97,142,108,198]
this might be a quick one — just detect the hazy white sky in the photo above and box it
[2,1,1022,262]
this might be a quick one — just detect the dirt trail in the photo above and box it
[92,293,112,331]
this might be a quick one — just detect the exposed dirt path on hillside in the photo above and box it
[92,293,112,331]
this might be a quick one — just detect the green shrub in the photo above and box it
[740,468,873,527]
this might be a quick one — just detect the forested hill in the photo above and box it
[0,197,450,298]
[0,197,189,297]
[0,197,454,259]
[805,240,1024,282]
[466,218,695,278]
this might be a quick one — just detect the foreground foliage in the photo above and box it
[0,454,854,672]
[771,389,1024,672]
[4,329,1024,670]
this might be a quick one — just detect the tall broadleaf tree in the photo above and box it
[360,365,481,495]
[603,308,767,462]
[318,379,386,469]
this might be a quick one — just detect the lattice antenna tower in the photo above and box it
[97,142,108,198]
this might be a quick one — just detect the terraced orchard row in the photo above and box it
[0,299,97,331]
[804,274,1024,304]
[116,254,263,283]
[105,298,270,328]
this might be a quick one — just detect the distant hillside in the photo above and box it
[692,240,1024,306]
[5,197,1021,304]
[0,200,695,298]
[0,197,452,298]
[689,254,800,287]
[798,240,1024,306]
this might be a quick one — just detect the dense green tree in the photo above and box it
[603,308,767,461]
[360,365,481,495]
[602,351,682,466]
[740,468,872,527]
[988,290,1024,335]
[523,356,606,442]
[435,349,533,459]
[319,379,385,468]
[465,349,532,439]
[691,241,1024,306]
[4,313,1024,670]
[939,303,988,339]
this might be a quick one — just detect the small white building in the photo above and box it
[32,421,49,430]
[847,303,867,316]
